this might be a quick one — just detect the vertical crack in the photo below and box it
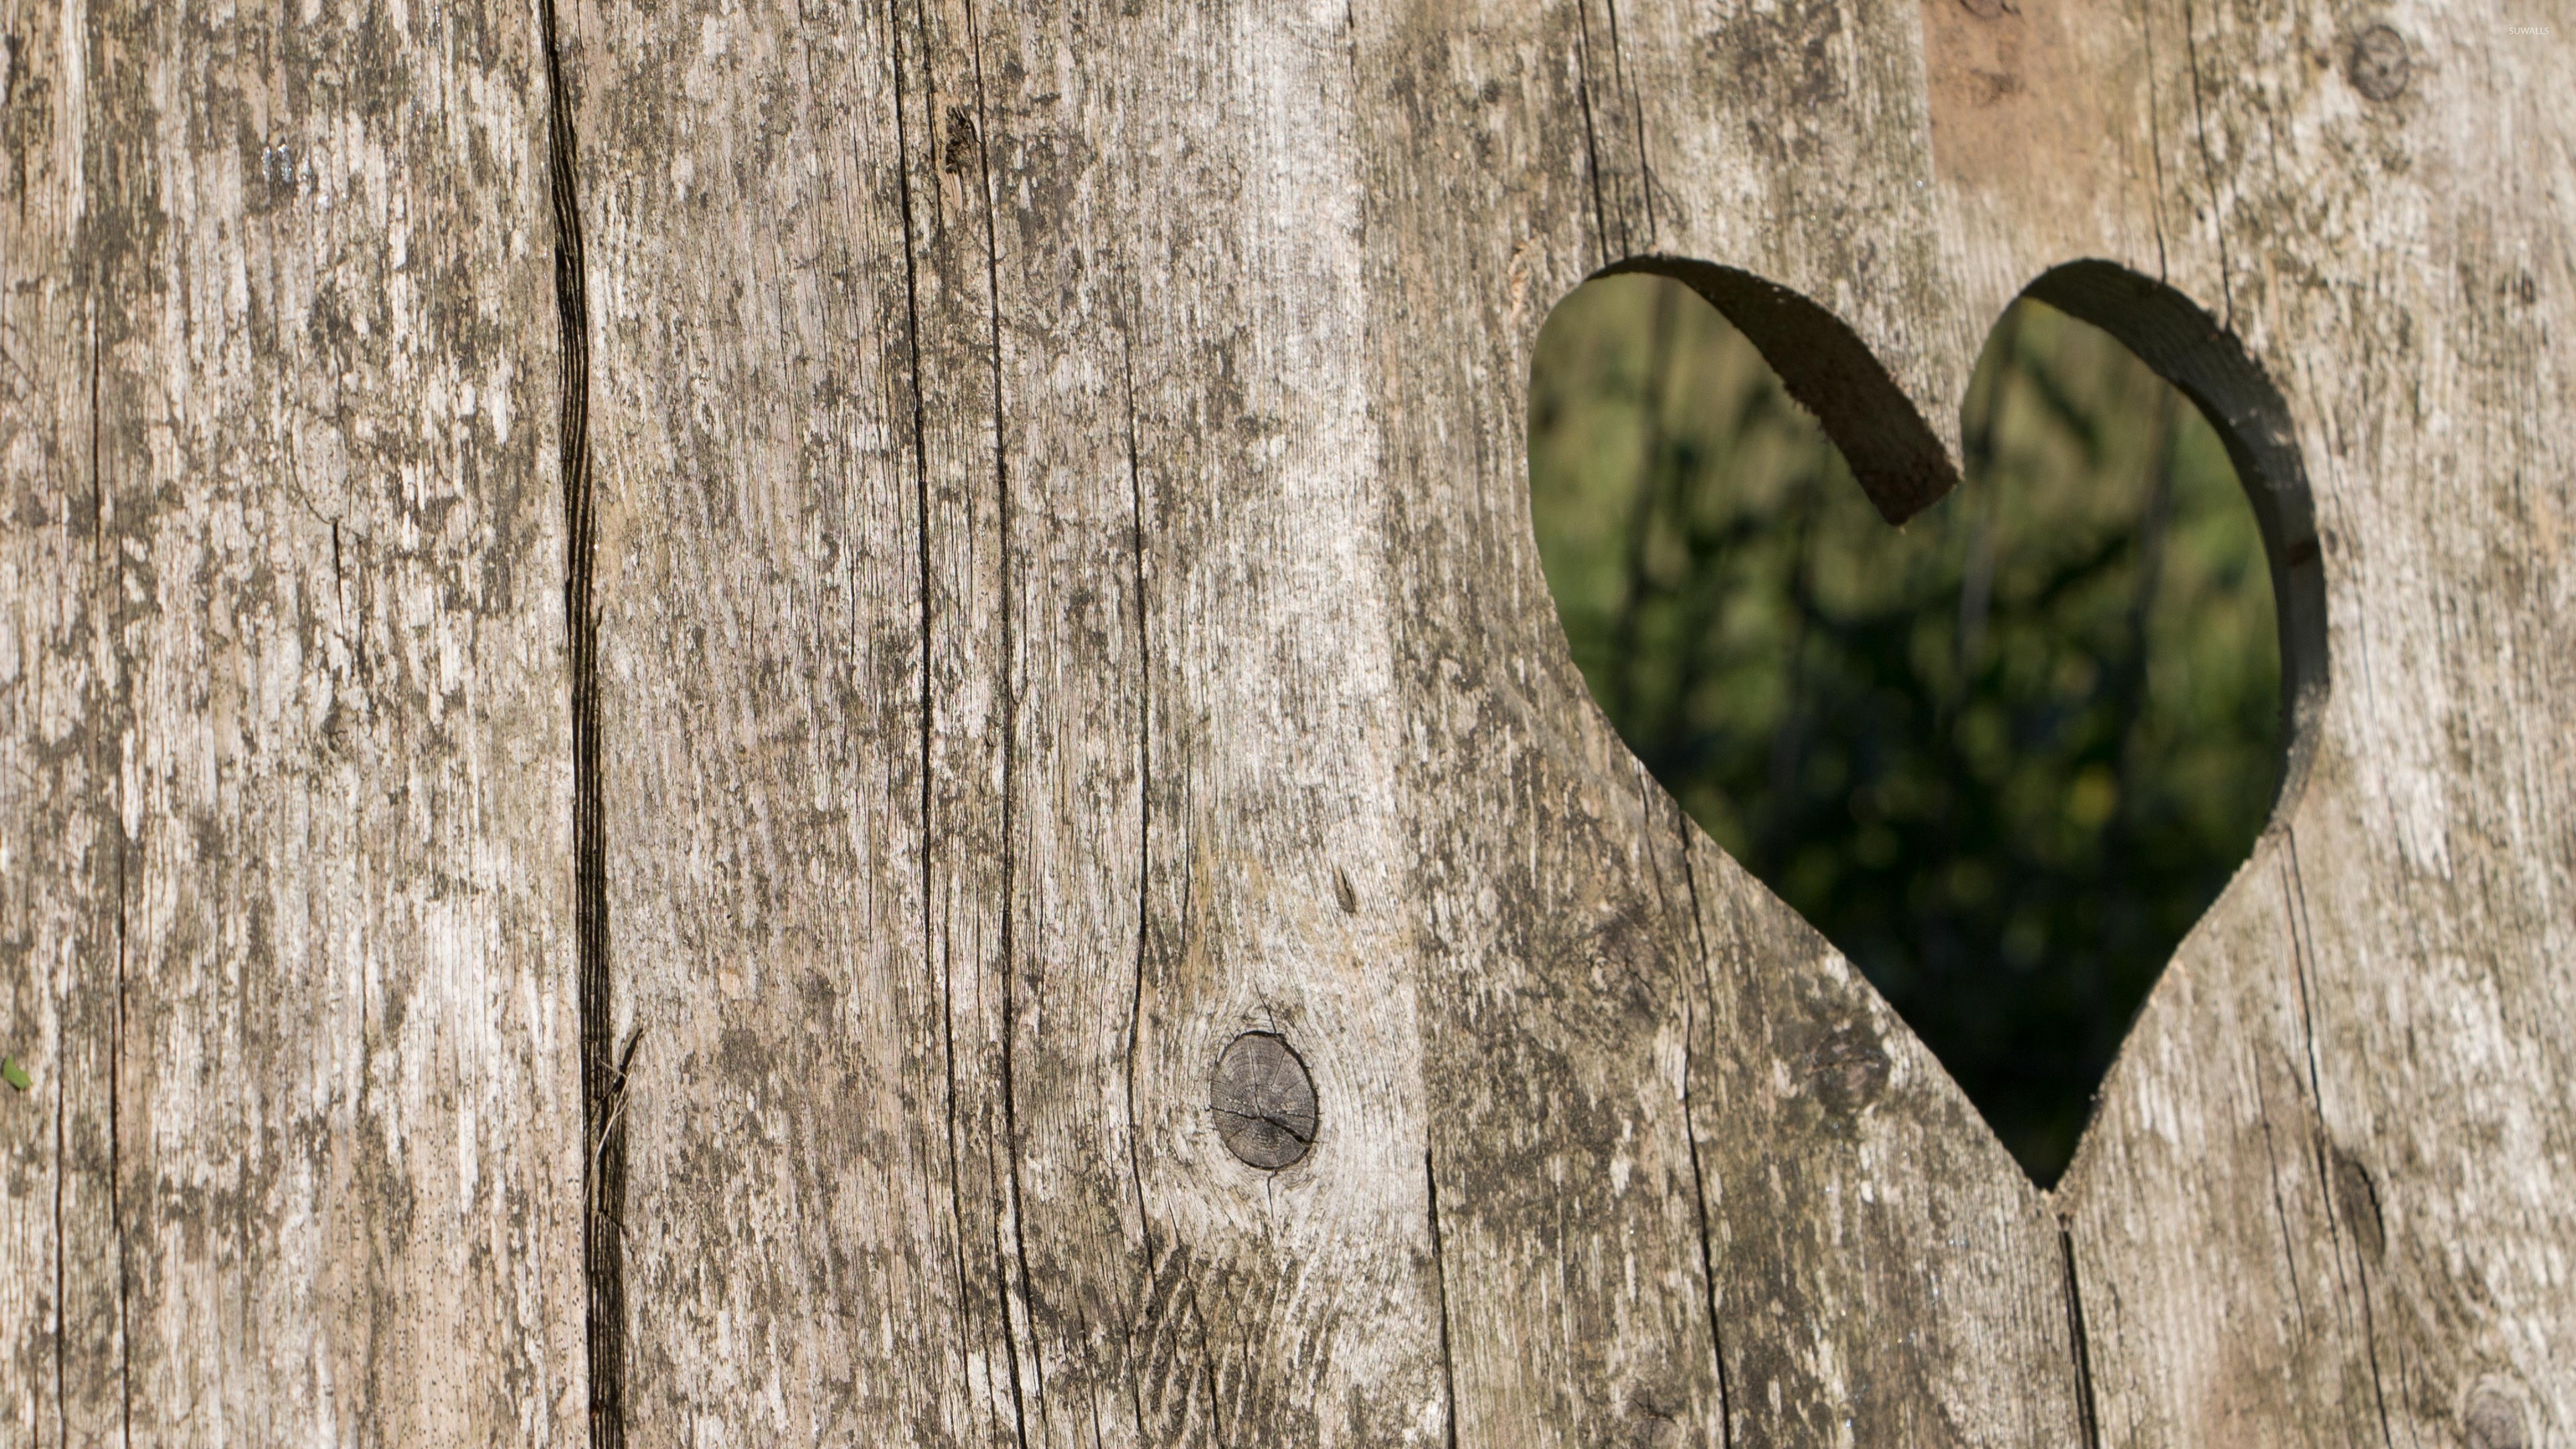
[87,279,134,1449]
[1678,1018,1733,1448]
[57,303,93,1449]
[1425,1152,1460,1449]
[956,3,1042,1438]
[2178,0,2235,325]
[89,312,101,561]
[2341,1181,2398,1449]
[1121,330,1155,1260]
[2279,832,2327,1112]
[2058,1221,2103,1449]
[51,985,64,1449]
[887,4,1038,1436]
[883,0,933,971]
[111,837,129,1448]
[1670,825,1735,1448]
[1600,0,1654,241]
[2285,831,2398,1449]
[882,1,986,1427]
[534,0,618,1441]
[2250,1065,2312,1341]
[1118,327,1171,1445]
[2135,0,2173,282]
[1179,1268,1236,1447]
[1569,3,1613,268]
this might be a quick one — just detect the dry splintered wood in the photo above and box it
[3,0,2569,1445]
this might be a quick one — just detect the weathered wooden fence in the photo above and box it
[2,0,2567,1442]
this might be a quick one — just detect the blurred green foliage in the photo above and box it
[1529,275,2280,1182]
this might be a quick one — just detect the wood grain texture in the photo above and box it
[7,0,2569,1442]
[561,0,964,1436]
[564,0,2574,1442]
[0,0,118,1434]
[0,0,586,1440]
[571,0,1456,1440]
[1975,7,2576,1446]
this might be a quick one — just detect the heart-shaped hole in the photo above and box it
[1529,262,2324,1185]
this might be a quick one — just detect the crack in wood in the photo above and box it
[2058,1222,2103,1449]
[1673,804,1737,1449]
[535,0,616,1439]
[1122,327,1156,1265]
[1678,1014,1735,1449]
[1571,1,1613,267]
[88,290,137,1449]
[2178,0,2235,326]
[1426,1152,1460,1449]
[881,7,975,1433]
[955,2,1044,1435]
[1602,0,1655,241]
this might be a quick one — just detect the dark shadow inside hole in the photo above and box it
[1529,264,2321,1184]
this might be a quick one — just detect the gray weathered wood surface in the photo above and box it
[0,0,589,1440]
[3,0,2568,1443]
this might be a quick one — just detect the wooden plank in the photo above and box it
[6,0,2568,1440]
[1352,9,1759,1442]
[573,0,1460,1437]
[2014,5,2576,1445]
[557,0,982,1438]
[1099,8,1455,1440]
[899,0,1027,1437]
[558,0,2576,1441]
[1353,3,2088,1440]
[0,0,119,1436]
[1,0,588,1440]
[957,8,1162,1436]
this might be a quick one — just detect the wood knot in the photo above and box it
[1212,1032,1318,1169]
[943,105,981,176]
[2329,1146,2385,1265]
[2347,25,2410,103]
[2464,1382,2530,1449]
[1803,1025,1890,1112]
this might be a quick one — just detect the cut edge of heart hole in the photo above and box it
[1526,256,2328,1185]
[2022,261,2328,817]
